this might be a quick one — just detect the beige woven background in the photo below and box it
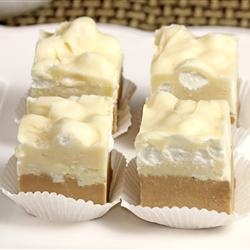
[1,0,250,30]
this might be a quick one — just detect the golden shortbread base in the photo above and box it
[19,174,107,204]
[140,174,234,213]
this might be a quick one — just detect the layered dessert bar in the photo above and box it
[135,91,233,213]
[31,17,123,131]
[16,95,113,204]
[151,25,238,123]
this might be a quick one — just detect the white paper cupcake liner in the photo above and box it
[121,127,250,229]
[113,78,136,138]
[15,78,137,139]
[238,79,250,128]
[0,150,126,223]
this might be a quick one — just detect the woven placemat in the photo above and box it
[1,0,250,30]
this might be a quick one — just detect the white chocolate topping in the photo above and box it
[32,17,122,94]
[151,25,238,116]
[26,95,113,121]
[18,115,105,148]
[135,91,232,181]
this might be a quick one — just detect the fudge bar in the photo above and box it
[151,25,238,123]
[16,95,113,204]
[31,17,123,131]
[135,91,233,213]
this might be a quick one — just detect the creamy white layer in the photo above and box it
[135,92,232,181]
[151,25,238,117]
[31,17,123,99]
[136,136,230,181]
[16,145,108,186]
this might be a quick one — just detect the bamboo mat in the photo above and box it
[1,0,250,30]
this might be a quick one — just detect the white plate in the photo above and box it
[0,24,250,248]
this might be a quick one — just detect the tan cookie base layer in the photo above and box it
[139,174,234,213]
[19,174,107,204]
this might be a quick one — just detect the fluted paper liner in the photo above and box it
[15,78,137,139]
[238,79,250,128]
[121,127,250,229]
[0,150,126,222]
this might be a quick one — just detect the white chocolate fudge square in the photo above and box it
[151,25,238,123]
[31,17,123,100]
[16,95,113,204]
[135,91,233,213]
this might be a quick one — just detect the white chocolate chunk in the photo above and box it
[17,114,51,147]
[50,118,100,148]
[179,71,208,90]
